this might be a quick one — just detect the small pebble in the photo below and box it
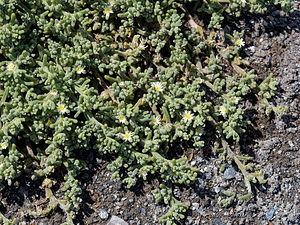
[140,208,146,216]
[224,167,236,180]
[197,206,204,215]
[191,160,196,166]
[107,216,128,225]
[214,186,222,193]
[99,209,109,220]
[266,208,276,221]
[214,218,226,225]
[192,202,200,211]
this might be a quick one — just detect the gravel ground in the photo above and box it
[0,2,299,225]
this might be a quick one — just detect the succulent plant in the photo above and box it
[0,0,291,224]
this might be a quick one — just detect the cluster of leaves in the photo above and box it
[0,0,291,224]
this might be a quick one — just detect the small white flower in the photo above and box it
[104,8,113,20]
[118,115,127,124]
[183,111,194,122]
[250,176,256,183]
[57,103,67,114]
[121,132,133,142]
[0,162,3,168]
[196,78,203,84]
[152,82,164,92]
[236,38,245,47]
[138,43,147,51]
[138,38,147,51]
[152,116,161,126]
[119,81,125,86]
[7,62,16,71]
[233,97,239,104]
[76,66,84,74]
[220,106,227,116]
[139,169,147,178]
[50,89,58,95]
[196,127,205,136]
[1,143,7,149]
[56,23,60,28]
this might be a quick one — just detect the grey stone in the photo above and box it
[287,128,297,134]
[140,208,146,216]
[214,218,226,225]
[196,156,204,163]
[192,202,199,211]
[205,172,212,180]
[214,186,222,193]
[99,209,109,220]
[96,158,102,164]
[197,178,206,188]
[197,206,204,215]
[183,201,191,207]
[257,197,265,206]
[107,216,128,225]
[224,167,236,180]
[116,181,122,190]
[266,208,276,221]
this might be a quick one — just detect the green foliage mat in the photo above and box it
[0,0,292,224]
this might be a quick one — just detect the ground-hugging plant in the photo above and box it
[0,0,291,224]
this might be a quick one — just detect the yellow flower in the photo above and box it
[236,38,245,47]
[76,66,84,74]
[121,132,133,142]
[7,62,15,71]
[104,8,113,19]
[152,82,164,92]
[220,106,227,116]
[1,143,7,149]
[118,115,127,124]
[50,89,58,95]
[57,103,67,114]
[183,111,194,122]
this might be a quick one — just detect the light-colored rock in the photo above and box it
[107,215,128,225]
